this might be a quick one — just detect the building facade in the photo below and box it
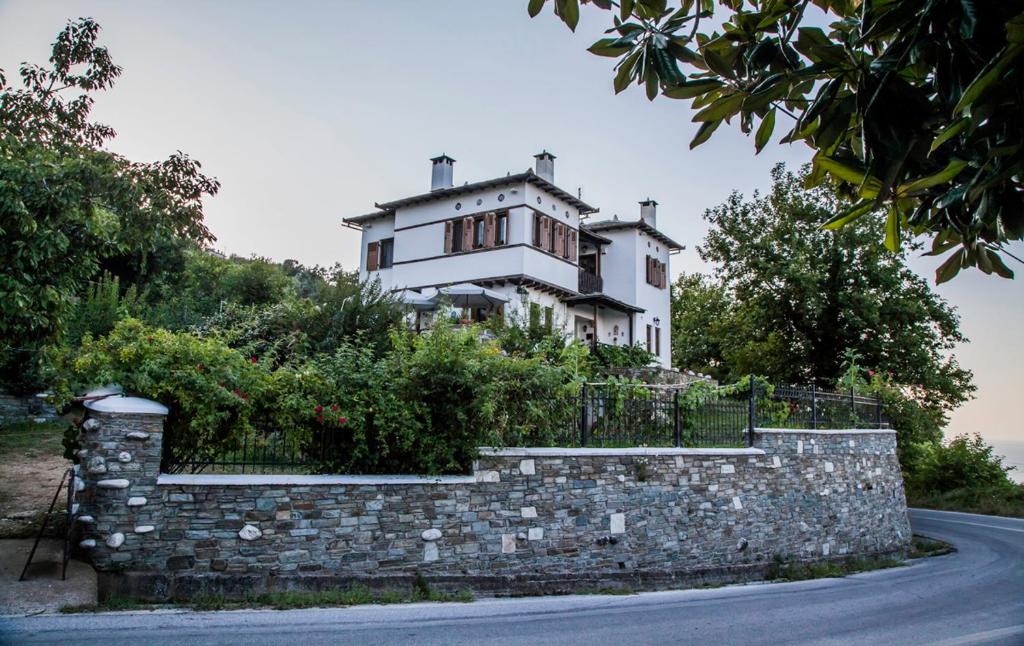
[343,153,681,368]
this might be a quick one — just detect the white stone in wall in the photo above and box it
[797,440,804,454]
[849,440,856,448]
[616,475,626,483]
[76,515,95,524]
[824,461,835,473]
[674,456,687,468]
[476,470,500,483]
[772,456,781,468]
[71,503,79,514]
[732,496,743,510]
[528,527,544,541]
[690,473,700,483]
[127,497,147,507]
[106,532,125,548]
[708,484,718,493]
[117,451,132,463]
[822,542,831,556]
[610,512,626,534]
[82,418,101,432]
[517,532,527,540]
[126,431,150,440]
[521,506,537,519]
[77,449,88,461]
[720,464,735,474]
[501,534,516,554]
[134,525,155,534]
[74,477,85,492]
[79,539,96,549]
[423,542,439,562]
[86,456,107,474]
[238,525,262,541]
[96,478,129,489]
[519,459,536,475]
[421,528,442,541]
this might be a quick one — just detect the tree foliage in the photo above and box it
[527,0,1024,282]
[672,164,974,425]
[0,19,218,391]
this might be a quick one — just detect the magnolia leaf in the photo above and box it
[693,92,744,122]
[929,118,969,155]
[987,249,1015,279]
[884,206,901,252]
[954,43,1023,115]
[587,38,632,57]
[820,199,874,230]
[528,0,546,17]
[896,159,969,197]
[689,119,721,149]
[754,108,776,154]
[663,79,723,99]
[935,249,965,284]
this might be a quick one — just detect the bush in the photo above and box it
[906,433,1017,495]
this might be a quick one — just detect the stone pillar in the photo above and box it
[77,396,167,570]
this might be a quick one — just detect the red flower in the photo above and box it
[330,404,339,412]
[250,356,258,364]
[316,415,324,424]
[241,392,249,401]
[196,363,204,371]
[314,405,323,414]
[337,416,346,425]
[868,370,875,377]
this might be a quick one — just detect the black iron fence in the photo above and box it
[160,379,887,474]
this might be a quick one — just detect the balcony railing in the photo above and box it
[578,269,603,294]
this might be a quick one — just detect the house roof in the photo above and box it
[579,228,613,246]
[562,293,645,314]
[343,169,598,227]
[583,219,684,251]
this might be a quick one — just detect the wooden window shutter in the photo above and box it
[542,217,552,252]
[366,241,379,271]
[645,255,652,284]
[462,216,474,251]
[659,261,667,289]
[484,212,496,247]
[646,324,653,353]
[444,221,453,254]
[569,230,578,262]
[655,327,661,355]
[555,224,565,258]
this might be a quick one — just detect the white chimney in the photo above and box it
[430,154,455,191]
[534,150,555,183]
[640,198,658,228]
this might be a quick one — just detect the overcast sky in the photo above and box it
[1,1,1020,473]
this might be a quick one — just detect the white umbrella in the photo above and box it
[431,283,509,308]
[396,290,437,311]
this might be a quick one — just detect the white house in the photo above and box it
[342,152,682,368]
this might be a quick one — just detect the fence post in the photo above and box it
[876,392,883,428]
[580,383,589,447]
[811,383,817,430]
[673,389,681,448]
[747,375,756,448]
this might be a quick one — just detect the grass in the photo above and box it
[908,484,1024,519]
[764,554,907,582]
[908,534,955,559]
[60,584,474,613]
[0,419,66,458]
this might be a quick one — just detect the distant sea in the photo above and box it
[991,439,1024,484]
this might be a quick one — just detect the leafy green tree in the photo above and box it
[0,19,218,391]
[527,0,1024,281]
[672,163,974,423]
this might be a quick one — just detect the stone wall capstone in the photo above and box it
[74,405,911,600]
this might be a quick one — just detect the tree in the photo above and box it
[672,163,975,423]
[0,19,219,391]
[527,0,1024,282]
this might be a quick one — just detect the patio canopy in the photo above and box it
[430,283,509,309]
[396,290,437,311]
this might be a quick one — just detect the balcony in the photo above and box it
[578,269,603,294]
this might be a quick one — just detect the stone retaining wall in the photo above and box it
[75,397,911,600]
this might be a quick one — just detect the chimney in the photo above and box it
[430,154,455,191]
[640,198,658,228]
[533,150,556,183]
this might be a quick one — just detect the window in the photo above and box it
[549,220,557,252]
[366,241,379,271]
[452,220,464,252]
[655,326,661,356]
[544,306,553,333]
[533,213,542,247]
[646,324,653,354]
[645,255,667,289]
[378,238,394,269]
[496,213,508,245]
[529,302,541,333]
[473,217,485,249]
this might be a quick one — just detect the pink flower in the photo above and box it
[868,370,875,377]
[250,356,258,364]
[314,405,323,414]
[337,416,346,426]
[316,415,324,424]
[330,404,339,412]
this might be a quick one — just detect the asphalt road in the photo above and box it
[1,509,1021,646]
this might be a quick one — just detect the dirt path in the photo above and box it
[0,454,70,538]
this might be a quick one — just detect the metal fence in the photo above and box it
[160,379,887,474]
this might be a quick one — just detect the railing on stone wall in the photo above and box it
[159,380,888,475]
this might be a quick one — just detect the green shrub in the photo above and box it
[907,433,1017,495]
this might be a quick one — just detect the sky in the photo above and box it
[1,1,1020,476]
